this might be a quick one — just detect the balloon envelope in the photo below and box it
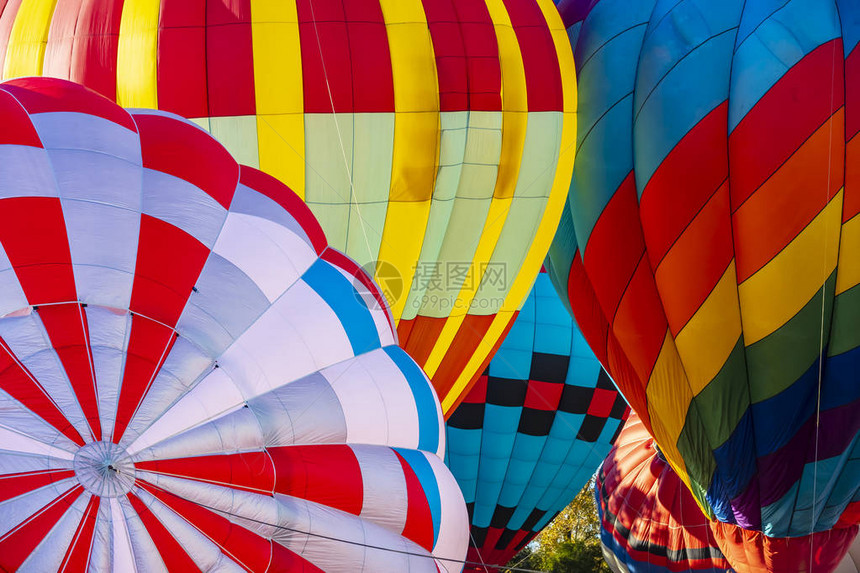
[0,77,467,572]
[447,271,628,570]
[550,0,860,568]
[596,413,732,573]
[0,0,578,415]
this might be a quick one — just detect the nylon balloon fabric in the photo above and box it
[549,0,860,570]
[0,0,578,417]
[596,413,732,573]
[0,77,469,572]
[835,536,860,573]
[446,271,628,570]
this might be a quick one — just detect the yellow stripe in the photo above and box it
[836,212,860,295]
[673,261,742,395]
[423,0,526,377]
[645,331,692,485]
[3,0,58,79]
[739,190,843,346]
[440,0,577,413]
[376,0,439,322]
[485,0,528,200]
[116,0,160,109]
[250,0,305,199]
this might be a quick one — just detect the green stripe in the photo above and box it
[829,282,860,357]
[745,272,836,404]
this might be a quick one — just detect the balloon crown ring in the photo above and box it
[73,441,136,498]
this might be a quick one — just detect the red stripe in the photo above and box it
[583,173,645,322]
[612,258,667,387]
[205,0,255,117]
[586,387,617,418]
[136,452,276,495]
[462,372,488,404]
[270,445,364,516]
[847,134,860,223]
[137,480,323,572]
[0,485,84,572]
[733,109,843,283]
[58,495,100,573]
[394,450,434,551]
[0,88,42,146]
[0,197,76,305]
[112,315,176,444]
[422,0,502,112]
[847,45,860,140]
[343,0,394,112]
[399,316,445,367]
[639,102,728,267]
[157,0,208,118]
[654,182,733,335]
[129,215,209,326]
[0,335,85,446]
[239,166,328,254]
[296,0,348,113]
[44,0,126,102]
[432,313,495,407]
[729,39,844,211]
[502,0,563,112]
[38,304,101,441]
[135,113,238,209]
[127,492,202,573]
[1,77,137,132]
[0,469,75,503]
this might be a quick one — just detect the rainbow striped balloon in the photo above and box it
[550,0,859,570]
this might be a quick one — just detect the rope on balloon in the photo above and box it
[192,499,545,573]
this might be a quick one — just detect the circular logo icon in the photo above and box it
[352,260,403,310]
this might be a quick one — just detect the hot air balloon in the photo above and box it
[0,0,577,415]
[0,77,468,572]
[548,0,860,570]
[446,270,628,570]
[596,413,732,573]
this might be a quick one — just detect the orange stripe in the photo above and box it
[734,108,844,282]
[655,182,733,335]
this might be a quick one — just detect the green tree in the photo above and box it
[504,477,610,573]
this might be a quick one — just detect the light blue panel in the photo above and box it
[384,346,440,453]
[498,434,547,508]
[445,427,482,504]
[730,0,841,131]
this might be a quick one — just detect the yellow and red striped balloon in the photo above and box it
[0,0,576,414]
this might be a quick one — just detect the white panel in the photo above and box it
[269,493,440,573]
[64,200,139,308]
[230,183,313,249]
[110,497,137,573]
[19,492,92,573]
[120,336,215,448]
[0,479,77,537]
[33,113,141,164]
[0,243,28,317]
[142,169,228,248]
[0,387,79,455]
[126,367,245,455]
[217,281,352,399]
[121,495,168,573]
[0,145,58,199]
[213,212,316,302]
[87,475,113,572]
[353,445,408,535]
[0,425,75,460]
[45,148,142,209]
[0,450,72,475]
[326,349,420,449]
[426,453,470,567]
[87,307,132,442]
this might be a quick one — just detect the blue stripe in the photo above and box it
[395,449,442,547]
[302,259,380,355]
[384,346,439,453]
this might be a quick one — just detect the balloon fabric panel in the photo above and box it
[0,0,578,416]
